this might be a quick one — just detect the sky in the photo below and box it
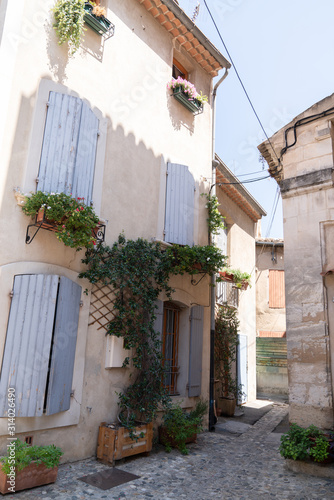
[176,0,334,239]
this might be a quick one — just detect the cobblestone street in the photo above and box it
[5,401,334,500]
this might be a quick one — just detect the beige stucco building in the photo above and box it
[0,0,233,462]
[259,93,334,429]
[214,156,266,403]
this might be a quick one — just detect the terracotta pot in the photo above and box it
[219,271,234,282]
[0,463,58,495]
[219,397,236,417]
[158,426,197,448]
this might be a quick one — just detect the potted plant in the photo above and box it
[52,0,86,54]
[215,305,245,417]
[0,440,62,494]
[280,423,334,463]
[22,191,101,250]
[166,244,227,277]
[84,1,113,35]
[218,267,251,290]
[159,400,208,455]
[167,77,208,114]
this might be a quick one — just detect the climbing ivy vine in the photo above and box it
[80,234,227,428]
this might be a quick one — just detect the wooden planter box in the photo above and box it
[97,422,153,465]
[0,463,58,495]
[219,396,236,417]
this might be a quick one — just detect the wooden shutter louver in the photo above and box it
[165,163,195,245]
[38,92,98,204]
[188,305,204,397]
[0,274,81,417]
[46,277,81,415]
[269,270,285,308]
[0,275,58,417]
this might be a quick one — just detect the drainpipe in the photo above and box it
[209,68,229,431]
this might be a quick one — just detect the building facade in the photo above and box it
[0,0,231,462]
[259,93,334,428]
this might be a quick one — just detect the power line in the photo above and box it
[202,0,281,168]
[265,186,281,237]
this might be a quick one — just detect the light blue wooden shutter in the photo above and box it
[72,102,99,205]
[188,305,204,397]
[165,163,195,245]
[237,334,248,404]
[38,92,99,203]
[46,277,81,415]
[38,92,82,195]
[0,275,58,417]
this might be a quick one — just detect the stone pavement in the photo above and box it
[5,399,334,500]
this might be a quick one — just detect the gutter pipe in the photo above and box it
[209,68,229,431]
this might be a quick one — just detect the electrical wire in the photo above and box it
[202,0,281,169]
[265,186,281,237]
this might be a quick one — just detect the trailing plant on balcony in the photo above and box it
[201,193,226,235]
[218,267,252,289]
[52,0,86,55]
[166,244,227,276]
[21,191,100,250]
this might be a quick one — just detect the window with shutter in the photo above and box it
[0,274,81,417]
[269,270,285,308]
[38,91,99,205]
[164,162,195,245]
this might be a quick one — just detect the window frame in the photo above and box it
[162,302,180,395]
[172,58,188,80]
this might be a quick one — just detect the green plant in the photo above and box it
[166,244,227,276]
[161,400,208,455]
[52,0,86,55]
[81,235,174,429]
[0,440,63,475]
[279,423,334,462]
[215,305,244,401]
[167,77,208,104]
[218,267,252,289]
[201,193,225,235]
[22,191,100,250]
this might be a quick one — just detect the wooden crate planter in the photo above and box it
[97,422,153,465]
[0,463,58,495]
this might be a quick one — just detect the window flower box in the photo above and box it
[84,2,113,35]
[172,87,203,114]
[167,77,207,115]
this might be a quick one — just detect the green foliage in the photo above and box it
[215,305,244,400]
[201,193,226,235]
[162,400,208,455]
[218,267,252,289]
[166,244,227,276]
[0,440,63,474]
[279,423,333,462]
[22,191,100,250]
[81,235,225,431]
[52,0,86,55]
[81,235,174,428]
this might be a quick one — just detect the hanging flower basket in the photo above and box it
[84,2,113,35]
